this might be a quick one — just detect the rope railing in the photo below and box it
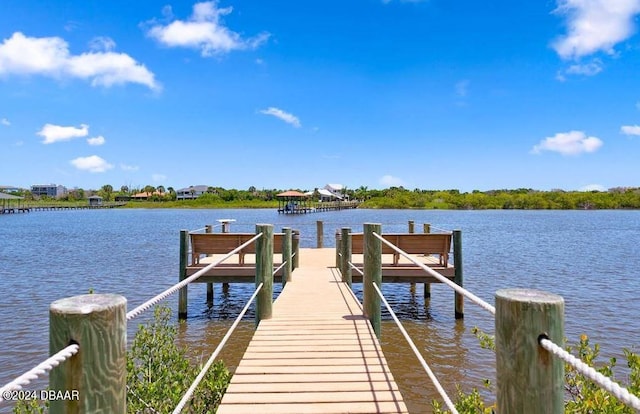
[273,261,287,276]
[126,233,263,321]
[372,282,459,414]
[348,261,364,276]
[539,336,640,411]
[372,232,496,315]
[0,344,79,402]
[173,282,264,413]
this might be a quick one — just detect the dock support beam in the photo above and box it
[178,229,189,320]
[205,224,213,307]
[49,294,127,414]
[256,224,273,326]
[340,227,352,287]
[423,223,431,300]
[282,227,292,286]
[363,223,382,338]
[495,289,564,414]
[453,229,464,319]
[316,220,324,248]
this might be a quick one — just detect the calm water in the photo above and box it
[1,208,639,412]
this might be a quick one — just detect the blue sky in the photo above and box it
[1,0,639,192]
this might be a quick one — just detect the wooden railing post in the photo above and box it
[495,289,564,414]
[316,220,324,248]
[363,223,382,338]
[335,229,341,268]
[49,294,127,414]
[408,220,416,293]
[453,229,464,319]
[178,229,189,320]
[282,227,292,286]
[340,227,352,287]
[423,223,431,300]
[255,224,273,325]
[221,221,230,293]
[292,230,300,269]
[408,220,415,233]
[205,224,213,307]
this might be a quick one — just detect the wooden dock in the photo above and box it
[217,248,408,414]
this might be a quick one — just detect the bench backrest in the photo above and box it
[190,232,285,258]
[347,233,452,265]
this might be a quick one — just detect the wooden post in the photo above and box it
[424,223,431,300]
[178,229,188,320]
[335,229,341,268]
[408,220,415,292]
[495,289,564,414]
[221,222,230,292]
[316,220,324,248]
[363,223,382,338]
[255,224,273,325]
[49,294,127,414]
[408,220,415,233]
[292,230,300,269]
[340,227,352,287]
[453,229,464,318]
[282,227,292,286]
[205,224,213,307]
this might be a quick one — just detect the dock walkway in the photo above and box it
[217,248,408,414]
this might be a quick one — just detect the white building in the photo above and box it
[176,185,209,200]
[324,184,347,200]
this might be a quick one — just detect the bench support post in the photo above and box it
[453,229,464,319]
[364,223,382,339]
[178,229,189,320]
[282,227,292,286]
[205,224,214,307]
[256,224,273,326]
[340,227,352,287]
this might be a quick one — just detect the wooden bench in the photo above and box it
[349,233,451,266]
[187,232,287,281]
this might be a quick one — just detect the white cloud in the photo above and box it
[0,32,159,90]
[565,59,603,76]
[87,135,105,146]
[260,107,301,127]
[70,155,114,173]
[455,79,470,97]
[38,123,89,144]
[120,163,139,171]
[621,125,640,136]
[89,36,116,52]
[152,173,167,182]
[531,130,603,155]
[1,118,9,126]
[580,184,606,191]
[552,0,640,60]
[379,175,405,187]
[146,1,269,56]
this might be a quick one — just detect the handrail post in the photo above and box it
[340,227,352,287]
[205,224,213,307]
[408,220,414,233]
[408,220,415,293]
[495,289,564,414]
[316,220,324,248]
[292,230,300,269]
[453,229,464,319]
[363,223,382,338]
[49,294,127,414]
[255,224,273,325]
[282,227,292,286]
[179,229,189,320]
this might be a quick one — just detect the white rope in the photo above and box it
[273,261,287,276]
[372,232,496,315]
[0,344,79,401]
[126,233,263,321]
[348,261,365,276]
[539,337,640,411]
[372,283,459,414]
[173,283,264,413]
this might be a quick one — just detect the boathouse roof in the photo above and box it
[276,190,307,198]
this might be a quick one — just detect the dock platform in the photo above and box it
[217,248,408,414]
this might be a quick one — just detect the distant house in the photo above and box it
[305,188,341,202]
[88,195,103,206]
[0,186,22,194]
[176,185,209,200]
[324,184,347,200]
[31,184,67,198]
[131,191,165,200]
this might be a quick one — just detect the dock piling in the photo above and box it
[178,229,189,320]
[363,223,382,338]
[453,229,464,319]
[340,227,352,287]
[205,224,213,307]
[316,220,324,248]
[282,227,292,286]
[255,224,273,325]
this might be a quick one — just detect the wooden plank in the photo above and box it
[217,401,409,414]
[225,380,400,393]
[221,390,405,404]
